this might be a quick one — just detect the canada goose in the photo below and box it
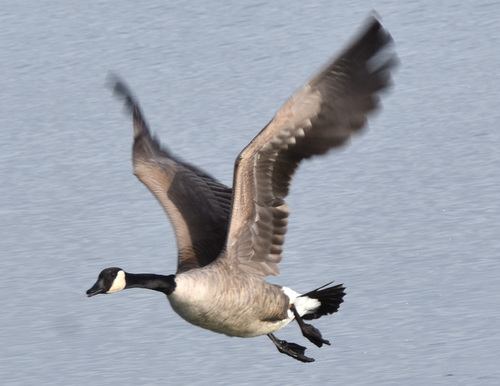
[87,16,397,362]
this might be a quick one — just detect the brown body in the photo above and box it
[169,259,292,337]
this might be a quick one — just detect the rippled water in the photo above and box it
[1,1,499,384]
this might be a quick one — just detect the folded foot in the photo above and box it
[300,323,330,347]
[291,305,331,347]
[268,333,315,363]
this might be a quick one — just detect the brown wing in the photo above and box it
[111,78,232,273]
[224,17,398,277]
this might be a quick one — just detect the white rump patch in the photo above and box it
[107,270,126,293]
[282,286,300,302]
[282,286,320,318]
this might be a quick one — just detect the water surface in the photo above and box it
[1,1,499,384]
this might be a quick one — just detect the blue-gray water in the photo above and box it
[1,1,499,384]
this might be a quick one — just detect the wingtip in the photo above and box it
[366,9,382,25]
[106,73,137,116]
[352,13,399,85]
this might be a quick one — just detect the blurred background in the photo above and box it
[1,0,498,384]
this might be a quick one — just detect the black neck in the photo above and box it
[125,273,176,295]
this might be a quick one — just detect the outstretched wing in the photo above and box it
[111,78,232,273]
[224,17,398,277]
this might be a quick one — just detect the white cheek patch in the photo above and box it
[107,270,126,293]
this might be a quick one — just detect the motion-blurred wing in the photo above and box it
[112,78,232,273]
[224,17,397,277]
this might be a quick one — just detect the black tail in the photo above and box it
[301,282,346,320]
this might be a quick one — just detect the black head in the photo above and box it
[86,267,126,297]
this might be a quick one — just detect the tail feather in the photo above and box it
[301,282,346,320]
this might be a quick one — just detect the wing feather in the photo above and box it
[225,17,397,277]
[111,78,232,273]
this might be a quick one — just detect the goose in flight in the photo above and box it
[87,16,397,362]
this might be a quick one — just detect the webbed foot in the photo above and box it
[267,333,315,363]
[299,323,330,347]
[291,305,331,347]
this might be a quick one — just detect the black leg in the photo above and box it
[291,305,331,348]
[267,333,315,363]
